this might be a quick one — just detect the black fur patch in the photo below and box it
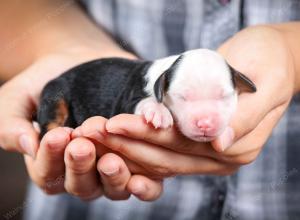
[154,55,183,102]
[228,64,257,93]
[37,58,152,139]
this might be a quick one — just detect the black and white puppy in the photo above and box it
[37,49,256,142]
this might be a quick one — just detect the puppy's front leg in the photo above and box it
[134,97,173,129]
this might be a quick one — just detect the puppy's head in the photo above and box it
[154,49,256,142]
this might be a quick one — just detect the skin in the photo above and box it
[76,25,300,184]
[1,0,300,201]
[0,0,161,201]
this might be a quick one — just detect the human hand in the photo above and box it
[0,0,163,202]
[69,116,164,201]
[25,121,162,201]
[0,50,163,201]
[83,26,295,177]
[0,48,135,156]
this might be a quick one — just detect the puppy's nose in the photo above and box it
[196,118,214,132]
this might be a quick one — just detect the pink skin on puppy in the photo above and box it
[135,49,255,147]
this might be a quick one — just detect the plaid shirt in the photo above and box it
[24,0,300,220]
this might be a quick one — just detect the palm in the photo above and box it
[89,26,295,177]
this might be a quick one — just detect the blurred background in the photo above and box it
[0,81,27,220]
[0,150,27,220]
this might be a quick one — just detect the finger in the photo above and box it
[0,81,39,157]
[220,101,288,161]
[97,132,235,176]
[78,116,110,156]
[211,68,291,152]
[27,127,72,194]
[97,153,131,200]
[105,114,216,157]
[64,137,102,200]
[225,149,261,166]
[106,114,180,145]
[80,116,108,137]
[71,126,82,138]
[127,175,163,201]
[0,118,39,157]
[26,155,65,195]
[83,134,149,176]
[78,115,197,178]
[78,116,156,176]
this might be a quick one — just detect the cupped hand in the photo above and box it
[84,26,296,177]
[25,124,162,201]
[72,116,163,201]
[0,50,162,201]
[0,49,134,156]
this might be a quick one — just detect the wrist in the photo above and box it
[32,22,137,62]
[34,43,137,65]
[32,28,137,64]
[31,3,137,62]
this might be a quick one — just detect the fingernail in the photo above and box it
[84,131,104,140]
[19,134,35,158]
[71,152,91,161]
[221,128,234,151]
[47,132,68,148]
[100,167,119,177]
[70,145,92,161]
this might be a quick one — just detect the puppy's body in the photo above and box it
[38,49,256,141]
[38,58,151,136]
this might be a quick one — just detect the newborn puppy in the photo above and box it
[37,49,256,142]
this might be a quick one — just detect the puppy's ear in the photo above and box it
[154,71,167,102]
[228,64,257,93]
[154,55,183,102]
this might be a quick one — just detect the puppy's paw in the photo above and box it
[135,97,173,129]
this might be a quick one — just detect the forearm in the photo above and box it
[0,0,131,81]
[270,22,300,94]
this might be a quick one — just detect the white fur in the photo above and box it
[143,55,180,96]
[135,97,173,129]
[135,49,238,142]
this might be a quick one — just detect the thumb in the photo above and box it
[0,117,39,158]
[211,81,288,152]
